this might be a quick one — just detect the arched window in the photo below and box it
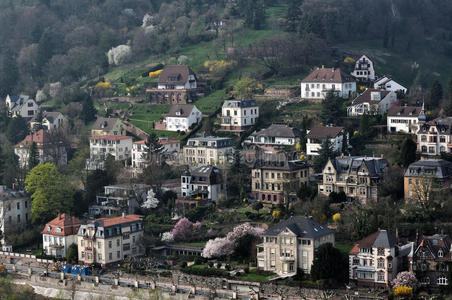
[438,250,443,258]
[438,276,448,286]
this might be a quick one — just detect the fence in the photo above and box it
[0,251,53,264]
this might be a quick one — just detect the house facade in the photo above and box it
[183,136,234,166]
[147,65,198,104]
[5,95,40,118]
[89,184,150,216]
[351,55,376,82]
[387,105,426,134]
[42,214,81,258]
[347,89,398,117]
[30,111,67,131]
[417,117,452,156]
[306,126,344,156]
[251,157,309,206]
[300,67,356,100]
[220,99,259,132]
[91,117,126,136]
[349,230,398,288]
[411,234,452,287]
[14,129,68,168]
[164,104,201,132]
[257,216,335,277]
[77,214,144,266]
[87,135,133,170]
[404,159,452,202]
[318,156,389,204]
[244,124,300,148]
[374,76,407,94]
[0,186,30,251]
[180,165,224,201]
[132,138,180,169]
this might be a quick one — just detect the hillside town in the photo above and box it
[0,51,451,299]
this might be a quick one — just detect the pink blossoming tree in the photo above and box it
[391,271,419,290]
[171,218,202,241]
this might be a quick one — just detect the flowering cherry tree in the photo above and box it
[161,232,174,242]
[171,218,202,241]
[391,271,419,290]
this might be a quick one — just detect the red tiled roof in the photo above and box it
[89,135,131,141]
[158,65,195,86]
[134,139,179,145]
[306,126,344,139]
[301,67,354,83]
[387,105,422,117]
[95,214,144,227]
[16,129,49,148]
[349,243,359,255]
[42,213,82,236]
[352,89,391,105]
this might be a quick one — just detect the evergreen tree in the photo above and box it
[36,28,55,73]
[358,113,374,139]
[285,0,302,32]
[0,51,19,98]
[253,0,266,30]
[81,96,97,124]
[27,142,39,171]
[320,92,344,126]
[311,243,348,284]
[313,137,335,173]
[399,138,417,168]
[6,116,29,144]
[430,80,443,108]
[34,110,44,131]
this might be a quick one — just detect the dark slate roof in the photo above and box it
[416,234,451,260]
[387,106,422,117]
[167,104,197,118]
[419,117,452,135]
[251,124,300,138]
[92,117,122,132]
[306,126,344,139]
[330,156,388,177]
[264,216,334,239]
[254,157,309,172]
[222,99,258,108]
[189,165,222,185]
[404,159,452,179]
[158,65,196,86]
[31,111,63,123]
[301,67,354,83]
[351,88,391,105]
[356,230,395,249]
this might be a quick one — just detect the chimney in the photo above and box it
[321,65,324,69]
[380,154,384,159]
[122,212,126,218]
[332,67,335,72]
[58,213,62,220]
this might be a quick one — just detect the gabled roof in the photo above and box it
[188,165,223,185]
[415,234,451,260]
[306,126,344,139]
[92,117,123,132]
[95,214,144,228]
[15,129,52,148]
[387,106,422,117]
[167,104,198,118]
[251,124,300,138]
[31,111,64,123]
[404,159,452,179]
[329,156,388,177]
[351,89,391,105]
[158,65,196,86]
[264,216,334,239]
[419,117,452,135]
[42,213,82,236]
[222,99,258,108]
[352,230,395,252]
[301,67,354,83]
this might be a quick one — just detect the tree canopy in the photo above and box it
[310,243,348,285]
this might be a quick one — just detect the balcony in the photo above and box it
[221,117,231,125]
[280,256,295,262]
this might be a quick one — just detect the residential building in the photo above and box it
[132,138,180,169]
[87,135,133,170]
[89,184,150,216]
[180,165,225,202]
[351,55,376,82]
[183,135,234,166]
[411,234,452,287]
[347,89,398,116]
[77,214,144,266]
[220,99,259,132]
[306,126,345,156]
[5,95,40,118]
[147,65,198,104]
[91,117,126,136]
[251,156,309,205]
[318,156,389,204]
[404,159,452,202]
[387,105,426,134]
[163,104,202,132]
[257,216,335,277]
[349,230,399,288]
[0,186,30,251]
[42,214,81,258]
[30,111,67,131]
[244,124,300,148]
[417,117,452,156]
[14,129,68,168]
[374,76,407,94]
[300,67,356,100]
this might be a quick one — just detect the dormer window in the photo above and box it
[56,227,62,233]
[47,226,51,232]
[438,250,443,258]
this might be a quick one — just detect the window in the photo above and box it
[438,250,444,258]
[108,241,112,248]
[16,202,20,209]
[116,239,120,246]
[377,258,385,269]
[109,253,112,260]
[117,251,120,258]
[97,242,102,248]
[377,248,385,256]
[353,258,359,265]
[98,254,102,260]
[438,276,448,286]
[81,251,85,259]
[377,273,385,282]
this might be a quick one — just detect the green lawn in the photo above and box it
[196,89,227,114]
[335,241,355,255]
[284,102,323,112]
[238,269,272,282]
